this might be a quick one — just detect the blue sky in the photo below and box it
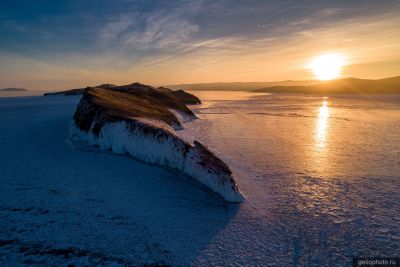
[1,0,399,90]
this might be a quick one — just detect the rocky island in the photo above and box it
[0,88,28,92]
[69,83,244,203]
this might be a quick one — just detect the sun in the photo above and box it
[309,54,345,81]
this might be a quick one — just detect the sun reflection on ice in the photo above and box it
[316,100,329,148]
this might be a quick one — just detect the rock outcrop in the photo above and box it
[69,83,243,203]
[0,88,28,92]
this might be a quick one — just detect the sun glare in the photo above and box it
[309,54,345,81]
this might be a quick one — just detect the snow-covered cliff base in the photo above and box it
[70,119,244,203]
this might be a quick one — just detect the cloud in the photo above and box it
[98,1,202,52]
[99,14,135,45]
[121,13,199,49]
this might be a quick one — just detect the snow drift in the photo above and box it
[69,84,244,203]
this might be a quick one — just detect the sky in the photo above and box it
[0,0,399,90]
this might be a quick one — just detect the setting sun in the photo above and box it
[309,54,345,80]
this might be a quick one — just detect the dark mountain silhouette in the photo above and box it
[253,76,400,94]
[167,80,317,91]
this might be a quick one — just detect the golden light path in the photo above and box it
[316,100,329,149]
[309,54,345,80]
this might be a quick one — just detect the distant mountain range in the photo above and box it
[168,76,400,93]
[167,80,317,91]
[253,76,400,94]
[0,88,28,92]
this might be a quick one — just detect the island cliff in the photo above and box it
[69,83,244,203]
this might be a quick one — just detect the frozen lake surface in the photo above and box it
[0,92,399,266]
